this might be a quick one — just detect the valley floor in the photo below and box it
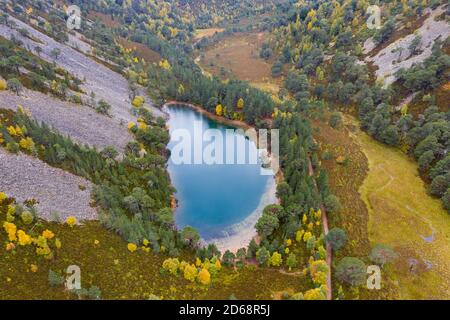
[1,2,448,300]
[347,116,450,299]
[196,30,450,298]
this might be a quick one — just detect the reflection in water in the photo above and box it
[165,105,277,245]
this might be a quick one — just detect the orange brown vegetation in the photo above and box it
[311,117,370,259]
[193,28,225,43]
[198,33,284,89]
[87,11,120,28]
[116,37,161,64]
[312,114,399,299]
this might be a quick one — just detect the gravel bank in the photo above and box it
[0,89,132,152]
[364,6,450,86]
[0,13,165,120]
[0,148,97,221]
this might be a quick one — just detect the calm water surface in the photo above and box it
[165,105,275,240]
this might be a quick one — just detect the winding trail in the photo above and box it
[308,157,332,300]
[372,164,438,246]
[346,115,450,299]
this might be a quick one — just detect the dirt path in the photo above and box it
[346,115,450,299]
[0,148,96,221]
[308,157,332,300]
[278,269,304,276]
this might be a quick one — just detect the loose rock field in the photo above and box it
[0,148,97,221]
[1,89,132,152]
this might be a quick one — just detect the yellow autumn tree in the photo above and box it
[169,27,179,38]
[7,125,23,137]
[162,258,180,275]
[303,231,312,242]
[304,288,326,300]
[159,59,171,70]
[19,137,35,151]
[312,270,328,286]
[401,104,408,116]
[310,260,329,286]
[215,104,223,116]
[138,122,148,131]
[296,229,304,242]
[66,216,77,227]
[183,264,198,282]
[269,251,283,267]
[3,222,17,241]
[197,268,211,285]
[17,230,32,246]
[302,213,308,224]
[178,261,188,272]
[42,229,55,240]
[0,78,6,90]
[237,98,244,109]
[127,243,137,252]
[315,209,322,220]
[0,192,6,203]
[132,96,145,108]
[127,121,136,130]
[35,236,52,258]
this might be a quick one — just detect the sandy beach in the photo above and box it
[206,177,278,253]
[164,101,280,253]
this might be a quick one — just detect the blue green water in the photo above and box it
[166,105,275,241]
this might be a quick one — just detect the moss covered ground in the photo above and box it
[0,193,312,300]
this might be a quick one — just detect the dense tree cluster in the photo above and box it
[2,0,339,261]
[357,47,450,210]
[261,0,449,212]
[0,108,204,254]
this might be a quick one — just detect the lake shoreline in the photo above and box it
[164,100,254,131]
[164,101,280,253]
[205,176,278,253]
[163,100,280,173]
